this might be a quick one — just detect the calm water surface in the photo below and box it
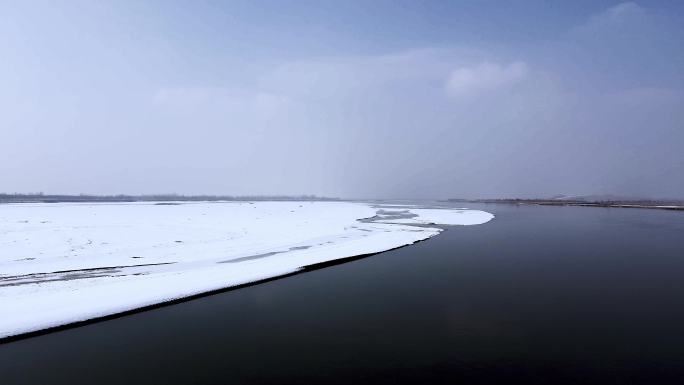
[1,203,684,384]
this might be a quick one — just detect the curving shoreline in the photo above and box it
[0,201,493,341]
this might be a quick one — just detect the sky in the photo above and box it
[1,0,683,199]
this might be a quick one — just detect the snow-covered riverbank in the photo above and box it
[0,201,493,339]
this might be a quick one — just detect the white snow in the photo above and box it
[374,208,494,225]
[0,201,493,339]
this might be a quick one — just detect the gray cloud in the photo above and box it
[445,61,528,98]
[1,2,682,199]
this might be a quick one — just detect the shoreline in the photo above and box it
[449,199,684,211]
[0,227,443,345]
[0,202,493,342]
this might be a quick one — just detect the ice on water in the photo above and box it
[0,201,493,338]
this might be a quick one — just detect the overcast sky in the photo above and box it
[1,1,683,199]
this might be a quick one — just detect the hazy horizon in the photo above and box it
[2,1,683,199]
[2,191,684,202]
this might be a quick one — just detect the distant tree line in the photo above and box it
[448,197,684,209]
[0,193,340,204]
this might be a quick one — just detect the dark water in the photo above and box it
[2,203,684,384]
